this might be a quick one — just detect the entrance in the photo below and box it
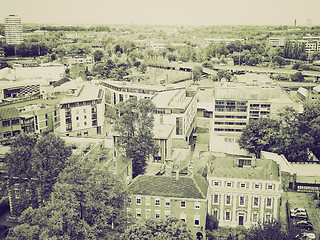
[239,215,244,226]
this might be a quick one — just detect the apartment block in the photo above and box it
[127,175,207,239]
[58,83,105,137]
[0,108,22,139]
[268,37,285,47]
[210,82,302,154]
[207,156,282,228]
[152,89,197,147]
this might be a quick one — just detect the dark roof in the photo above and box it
[0,108,20,120]
[128,175,206,199]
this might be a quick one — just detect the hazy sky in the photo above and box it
[1,0,319,26]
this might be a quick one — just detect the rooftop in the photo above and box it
[128,175,207,199]
[153,124,174,139]
[152,89,192,109]
[0,108,20,120]
[209,156,280,181]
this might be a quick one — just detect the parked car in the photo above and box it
[294,220,314,231]
[291,208,307,217]
[292,212,309,221]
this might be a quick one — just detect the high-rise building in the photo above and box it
[4,14,23,45]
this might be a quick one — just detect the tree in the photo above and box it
[245,220,300,240]
[6,161,128,239]
[239,118,281,158]
[93,50,104,62]
[113,98,158,178]
[216,69,232,81]
[290,72,304,82]
[4,133,72,214]
[192,65,203,83]
[120,218,193,240]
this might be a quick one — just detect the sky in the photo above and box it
[1,0,320,26]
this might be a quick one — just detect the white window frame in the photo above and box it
[252,212,258,223]
[136,197,141,205]
[254,183,260,189]
[239,196,245,206]
[213,194,219,204]
[155,210,161,219]
[213,209,218,219]
[195,202,200,209]
[240,183,246,188]
[267,184,273,190]
[165,211,171,218]
[181,201,186,208]
[253,197,259,207]
[194,218,200,227]
[155,199,160,206]
[226,195,231,205]
[226,182,232,187]
[145,196,151,206]
[213,181,219,186]
[225,211,231,221]
[136,208,141,218]
[266,197,272,208]
[165,199,170,207]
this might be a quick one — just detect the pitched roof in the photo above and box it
[128,175,206,199]
[0,108,20,120]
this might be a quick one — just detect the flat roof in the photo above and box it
[60,83,102,104]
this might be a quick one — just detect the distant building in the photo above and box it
[58,83,105,137]
[207,156,282,228]
[268,37,285,47]
[127,174,208,239]
[4,14,23,45]
[203,38,245,47]
[0,108,21,139]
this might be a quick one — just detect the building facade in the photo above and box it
[4,15,23,45]
[207,156,282,228]
[127,175,207,239]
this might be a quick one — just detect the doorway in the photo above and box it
[239,215,244,226]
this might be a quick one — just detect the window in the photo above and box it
[226,195,231,205]
[155,211,160,219]
[165,199,170,207]
[252,213,258,223]
[195,202,200,209]
[165,211,171,218]
[136,197,141,205]
[145,197,150,206]
[266,198,272,207]
[265,213,271,222]
[253,197,259,207]
[213,209,218,219]
[213,181,219,186]
[136,208,141,218]
[240,183,246,188]
[226,182,232,187]
[84,115,87,119]
[155,199,160,206]
[84,122,87,126]
[254,184,260,189]
[194,219,200,226]
[213,194,219,204]
[181,201,186,208]
[76,116,79,120]
[146,209,151,219]
[267,184,273,190]
[239,196,245,206]
[176,117,183,135]
[180,213,186,222]
[127,197,132,205]
[225,211,231,221]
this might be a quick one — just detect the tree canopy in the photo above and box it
[6,161,128,239]
[120,218,193,240]
[113,98,158,178]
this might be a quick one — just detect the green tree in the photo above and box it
[121,218,193,240]
[192,65,203,83]
[93,50,104,62]
[239,118,281,158]
[113,98,158,178]
[6,161,127,239]
[216,69,232,81]
[290,72,304,82]
[4,133,72,214]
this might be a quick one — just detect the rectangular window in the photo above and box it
[226,182,232,187]
[146,209,151,219]
[266,213,271,222]
[253,197,259,207]
[136,198,141,205]
[213,209,218,219]
[181,201,186,208]
[267,184,273,190]
[155,199,160,206]
[194,219,200,226]
[240,183,246,188]
[252,213,258,223]
[180,213,186,222]
[136,208,141,218]
[266,198,272,207]
[213,194,219,204]
[165,199,170,207]
[239,196,245,206]
[176,117,183,135]
[226,195,231,205]
[127,197,132,205]
[254,184,260,189]
[155,211,160,219]
[195,202,200,209]
[226,211,231,221]
[213,181,219,186]
[84,122,87,126]
[165,211,171,218]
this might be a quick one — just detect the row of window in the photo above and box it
[215,115,247,119]
[214,128,242,132]
[213,194,273,208]
[132,208,201,226]
[130,197,200,209]
[212,209,272,223]
[212,181,274,190]
[214,122,246,126]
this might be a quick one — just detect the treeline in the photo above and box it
[39,25,111,32]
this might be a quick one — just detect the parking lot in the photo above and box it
[281,191,320,239]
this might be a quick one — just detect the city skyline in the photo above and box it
[0,0,320,26]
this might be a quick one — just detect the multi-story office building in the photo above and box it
[127,175,207,239]
[58,83,105,137]
[268,37,285,47]
[210,82,302,154]
[0,108,22,139]
[4,15,23,45]
[152,89,197,147]
[207,156,282,228]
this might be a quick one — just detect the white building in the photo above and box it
[4,15,23,45]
